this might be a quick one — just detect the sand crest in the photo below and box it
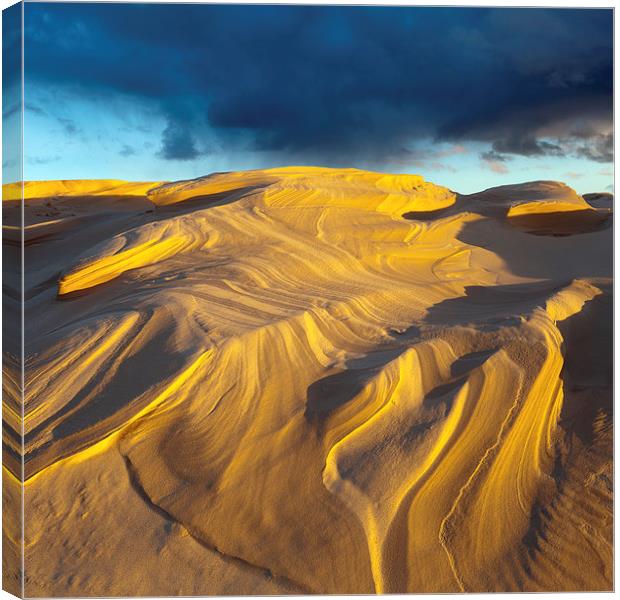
[4,167,611,594]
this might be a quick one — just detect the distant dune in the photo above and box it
[3,167,612,594]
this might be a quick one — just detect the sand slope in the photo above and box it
[4,167,612,594]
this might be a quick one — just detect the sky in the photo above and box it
[4,3,614,193]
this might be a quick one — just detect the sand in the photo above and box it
[2,167,612,594]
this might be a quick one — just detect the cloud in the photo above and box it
[435,144,467,158]
[22,4,612,166]
[58,117,79,136]
[491,138,565,158]
[480,151,508,175]
[575,133,613,163]
[2,104,20,120]
[27,155,61,165]
[119,144,136,157]
[396,143,468,168]
[480,151,509,174]
[158,121,202,161]
[482,159,509,174]
[428,161,457,173]
[480,150,510,163]
[26,103,46,115]
[409,158,457,173]
[2,3,22,90]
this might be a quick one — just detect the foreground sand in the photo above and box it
[3,167,612,594]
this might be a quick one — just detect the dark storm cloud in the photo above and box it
[492,138,565,157]
[480,151,511,163]
[575,133,613,163]
[158,121,202,161]
[3,2,21,91]
[24,4,612,164]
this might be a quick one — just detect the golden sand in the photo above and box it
[3,167,612,594]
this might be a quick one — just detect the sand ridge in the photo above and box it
[3,167,612,594]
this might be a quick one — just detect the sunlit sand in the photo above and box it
[3,167,612,594]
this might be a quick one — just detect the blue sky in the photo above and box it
[5,4,614,194]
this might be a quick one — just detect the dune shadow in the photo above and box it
[421,348,497,412]
[507,210,612,237]
[152,185,264,215]
[457,217,612,281]
[305,347,405,421]
[403,205,455,221]
[557,288,612,446]
[305,324,423,424]
[450,347,498,377]
[23,311,189,478]
[424,282,564,326]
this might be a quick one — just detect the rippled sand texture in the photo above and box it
[5,167,612,594]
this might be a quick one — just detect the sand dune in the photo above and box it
[3,167,612,594]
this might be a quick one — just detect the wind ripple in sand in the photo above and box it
[9,167,612,595]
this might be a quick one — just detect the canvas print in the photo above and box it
[2,2,613,596]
